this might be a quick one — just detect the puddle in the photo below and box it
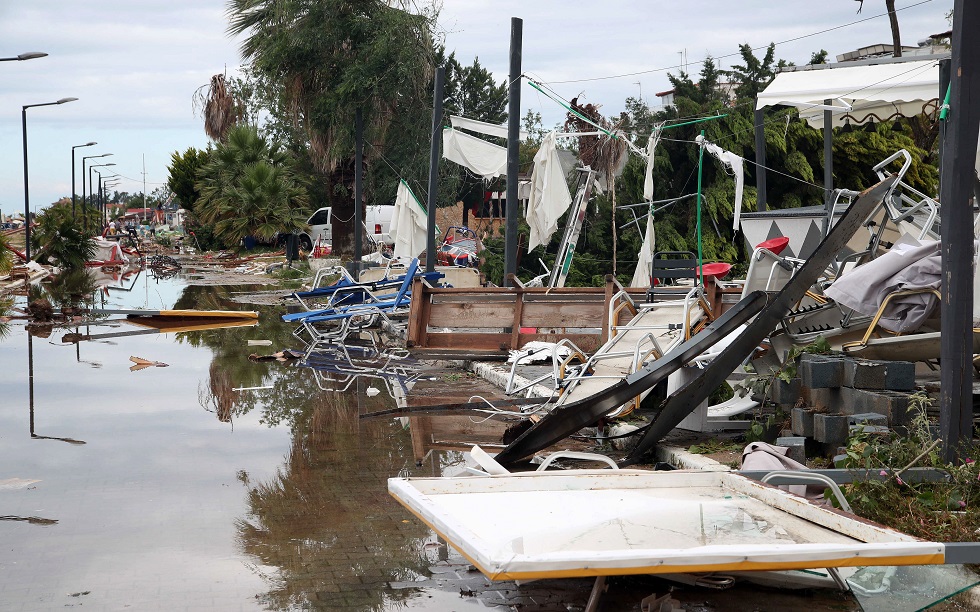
[0,274,864,611]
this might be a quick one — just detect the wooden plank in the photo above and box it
[407,278,426,348]
[428,302,515,327]
[521,302,607,327]
[430,294,519,305]
[510,282,525,349]
[601,276,614,343]
[422,332,513,350]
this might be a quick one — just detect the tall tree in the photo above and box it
[855,1,903,56]
[167,147,210,212]
[227,0,436,256]
[194,124,310,247]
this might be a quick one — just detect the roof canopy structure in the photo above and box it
[757,58,944,129]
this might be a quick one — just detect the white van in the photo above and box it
[300,205,394,250]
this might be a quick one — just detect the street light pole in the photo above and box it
[101,178,120,222]
[22,97,78,260]
[0,52,47,62]
[71,142,97,220]
[81,153,112,234]
[90,163,115,229]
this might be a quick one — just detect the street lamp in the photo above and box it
[0,52,47,62]
[90,164,115,229]
[95,171,118,225]
[71,142,96,220]
[81,153,111,233]
[101,178,121,222]
[22,97,78,260]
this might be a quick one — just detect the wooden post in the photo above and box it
[939,0,980,462]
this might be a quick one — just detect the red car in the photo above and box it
[435,226,482,267]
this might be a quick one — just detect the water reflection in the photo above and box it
[27,332,86,445]
[1,277,486,610]
[236,387,434,611]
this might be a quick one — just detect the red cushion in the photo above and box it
[756,236,789,255]
[698,262,732,280]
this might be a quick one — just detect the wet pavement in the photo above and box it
[0,271,868,611]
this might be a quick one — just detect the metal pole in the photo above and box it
[354,108,364,263]
[71,148,77,220]
[21,107,31,260]
[504,17,523,286]
[753,106,767,211]
[89,166,95,230]
[939,0,980,462]
[823,99,833,236]
[425,66,445,274]
[82,160,88,234]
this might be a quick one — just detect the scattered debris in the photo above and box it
[129,356,169,372]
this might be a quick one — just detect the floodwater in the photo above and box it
[0,271,866,612]
[0,272,470,611]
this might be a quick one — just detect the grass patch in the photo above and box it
[837,392,980,542]
[688,439,742,455]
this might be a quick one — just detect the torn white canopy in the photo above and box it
[696,135,744,230]
[442,128,507,179]
[756,59,940,130]
[526,131,572,251]
[630,207,656,288]
[389,180,428,259]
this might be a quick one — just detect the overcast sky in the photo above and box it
[0,0,952,218]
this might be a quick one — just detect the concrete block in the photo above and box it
[813,414,849,446]
[776,436,807,463]
[772,377,801,407]
[882,360,916,391]
[843,359,886,389]
[798,354,843,389]
[840,386,867,415]
[848,412,888,426]
[791,407,815,438]
[801,386,842,412]
[843,388,910,425]
[849,424,890,435]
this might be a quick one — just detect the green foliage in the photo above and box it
[168,146,210,211]
[32,204,96,269]
[840,394,980,541]
[194,125,311,247]
[227,0,436,255]
[688,439,741,455]
[0,232,12,276]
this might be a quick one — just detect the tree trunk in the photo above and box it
[327,159,357,257]
[887,0,902,57]
[609,161,618,276]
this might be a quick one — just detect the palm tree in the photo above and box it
[565,98,628,274]
[226,0,436,256]
[195,73,240,142]
[194,124,310,247]
[856,0,903,57]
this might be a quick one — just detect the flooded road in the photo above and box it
[0,274,452,611]
[0,272,866,611]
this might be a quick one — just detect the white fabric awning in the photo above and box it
[526,131,572,251]
[389,180,429,259]
[757,60,941,129]
[443,127,507,179]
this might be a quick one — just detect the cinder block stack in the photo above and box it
[787,354,916,449]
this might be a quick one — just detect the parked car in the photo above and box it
[299,205,394,251]
[435,226,482,268]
